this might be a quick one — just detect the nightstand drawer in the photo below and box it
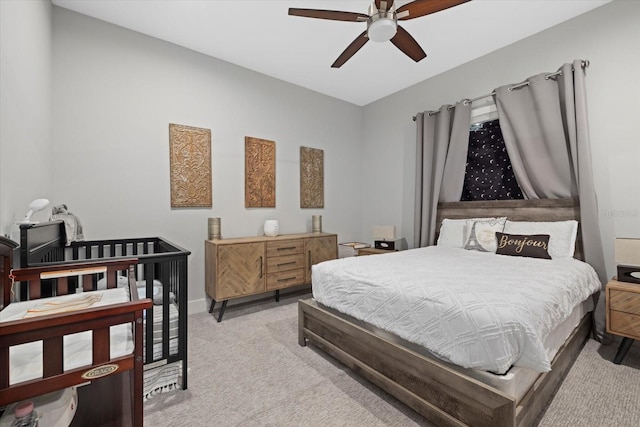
[609,289,640,315]
[358,248,394,256]
[609,310,640,338]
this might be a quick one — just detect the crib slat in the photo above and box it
[57,277,69,295]
[83,274,93,292]
[93,327,110,365]
[29,279,41,299]
[43,336,64,377]
[0,347,8,389]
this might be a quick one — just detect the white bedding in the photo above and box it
[1,288,133,385]
[312,246,601,374]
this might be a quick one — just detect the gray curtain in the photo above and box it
[495,60,609,341]
[414,102,471,247]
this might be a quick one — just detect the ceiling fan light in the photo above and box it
[368,18,397,42]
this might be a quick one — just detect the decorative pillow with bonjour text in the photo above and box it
[503,220,578,259]
[495,232,552,260]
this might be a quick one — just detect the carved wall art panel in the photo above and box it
[169,123,212,208]
[300,146,324,208]
[245,137,276,208]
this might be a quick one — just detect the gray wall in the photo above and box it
[2,0,637,311]
[51,7,364,312]
[0,0,53,236]
[361,0,640,280]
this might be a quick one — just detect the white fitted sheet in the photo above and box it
[312,246,601,374]
[1,288,133,385]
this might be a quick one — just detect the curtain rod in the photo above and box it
[412,60,590,121]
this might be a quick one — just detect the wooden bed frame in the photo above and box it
[0,235,152,426]
[299,198,593,427]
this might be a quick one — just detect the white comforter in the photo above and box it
[312,247,601,374]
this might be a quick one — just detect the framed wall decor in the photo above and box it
[169,123,212,208]
[245,136,276,208]
[300,146,324,208]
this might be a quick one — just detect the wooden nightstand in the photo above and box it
[357,247,395,256]
[606,278,640,364]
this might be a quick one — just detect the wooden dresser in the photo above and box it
[205,232,337,321]
[606,278,640,363]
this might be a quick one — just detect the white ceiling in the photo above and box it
[51,0,611,106]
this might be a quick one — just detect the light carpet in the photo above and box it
[144,293,640,426]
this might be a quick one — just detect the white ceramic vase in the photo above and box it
[263,220,279,237]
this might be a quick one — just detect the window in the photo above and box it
[461,99,523,201]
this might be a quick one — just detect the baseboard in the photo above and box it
[188,298,207,315]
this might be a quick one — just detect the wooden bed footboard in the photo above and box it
[298,298,591,427]
[0,258,152,427]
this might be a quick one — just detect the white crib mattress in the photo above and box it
[1,288,133,385]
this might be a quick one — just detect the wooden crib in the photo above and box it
[0,235,151,426]
[17,221,191,398]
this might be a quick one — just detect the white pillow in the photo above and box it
[437,217,506,249]
[463,217,507,253]
[503,220,578,259]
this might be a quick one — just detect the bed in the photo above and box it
[298,198,601,427]
[16,221,191,400]
[0,235,152,426]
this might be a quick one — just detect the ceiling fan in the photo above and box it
[289,0,471,68]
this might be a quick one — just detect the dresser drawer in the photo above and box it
[267,269,305,290]
[609,310,640,339]
[267,254,305,273]
[266,239,304,257]
[609,289,640,315]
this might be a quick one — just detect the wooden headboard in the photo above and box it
[435,198,584,261]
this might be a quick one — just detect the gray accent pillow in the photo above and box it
[463,217,506,252]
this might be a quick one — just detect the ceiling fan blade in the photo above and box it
[375,0,395,12]
[390,26,427,62]
[331,31,369,68]
[288,8,368,22]
[397,0,470,21]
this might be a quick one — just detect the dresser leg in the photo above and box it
[613,337,634,364]
[217,300,228,323]
[209,299,216,314]
[275,290,280,302]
